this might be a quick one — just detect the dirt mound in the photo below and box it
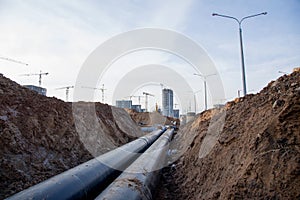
[126,109,179,127]
[0,74,142,199]
[156,70,300,199]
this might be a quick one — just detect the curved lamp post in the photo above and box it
[193,73,216,110]
[212,12,267,96]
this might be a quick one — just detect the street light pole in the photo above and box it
[194,73,216,110]
[239,25,247,96]
[212,12,267,96]
[204,79,207,110]
[238,89,242,98]
[187,90,201,113]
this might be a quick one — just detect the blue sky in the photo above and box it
[0,0,299,112]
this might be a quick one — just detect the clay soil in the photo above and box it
[156,70,300,199]
[0,74,143,199]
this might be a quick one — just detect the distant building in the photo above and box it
[132,104,142,112]
[186,112,196,123]
[213,104,225,109]
[23,85,47,96]
[173,109,180,118]
[116,100,132,109]
[162,88,173,117]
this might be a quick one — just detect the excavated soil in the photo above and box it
[1,69,299,199]
[0,74,143,199]
[156,70,300,199]
[125,109,180,128]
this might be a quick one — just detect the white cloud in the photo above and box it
[0,0,299,110]
[0,0,197,102]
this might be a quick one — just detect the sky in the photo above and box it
[0,0,299,113]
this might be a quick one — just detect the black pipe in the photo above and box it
[95,128,175,200]
[6,128,167,200]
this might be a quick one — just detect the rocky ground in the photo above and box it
[0,74,143,199]
[156,69,300,199]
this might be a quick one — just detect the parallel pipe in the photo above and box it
[7,128,167,200]
[96,128,175,200]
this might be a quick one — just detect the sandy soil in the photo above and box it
[125,109,180,128]
[156,70,300,199]
[1,69,299,199]
[0,74,142,199]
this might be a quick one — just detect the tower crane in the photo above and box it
[82,84,106,103]
[0,56,29,66]
[56,86,74,102]
[143,92,154,112]
[126,95,144,105]
[20,70,49,87]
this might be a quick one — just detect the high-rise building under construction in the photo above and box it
[162,88,173,117]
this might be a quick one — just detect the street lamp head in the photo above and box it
[193,73,203,77]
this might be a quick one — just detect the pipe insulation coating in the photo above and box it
[6,128,167,200]
[95,128,175,200]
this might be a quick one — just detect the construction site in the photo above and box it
[1,1,300,200]
[0,67,299,199]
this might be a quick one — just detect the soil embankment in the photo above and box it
[126,109,179,128]
[0,74,142,199]
[1,69,299,199]
[156,70,300,199]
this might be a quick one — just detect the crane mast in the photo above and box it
[20,70,49,86]
[143,92,154,112]
[56,86,74,102]
[82,84,106,103]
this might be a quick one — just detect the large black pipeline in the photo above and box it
[95,128,175,200]
[6,128,167,200]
